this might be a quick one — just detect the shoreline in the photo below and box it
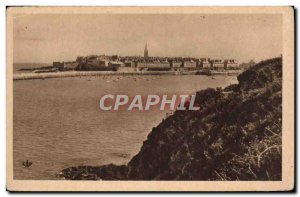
[13,70,241,80]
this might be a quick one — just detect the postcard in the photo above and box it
[6,6,294,192]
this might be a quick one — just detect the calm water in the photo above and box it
[13,75,237,180]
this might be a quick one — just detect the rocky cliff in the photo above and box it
[59,57,282,181]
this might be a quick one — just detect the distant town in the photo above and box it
[51,44,244,73]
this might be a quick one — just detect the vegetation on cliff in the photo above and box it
[239,60,256,70]
[59,57,282,180]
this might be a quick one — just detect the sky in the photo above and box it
[13,14,282,63]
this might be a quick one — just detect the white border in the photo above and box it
[1,0,298,196]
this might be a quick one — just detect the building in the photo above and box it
[198,58,211,69]
[211,59,225,70]
[75,55,110,71]
[86,56,109,67]
[144,43,149,60]
[135,60,171,71]
[170,61,182,68]
[202,60,212,69]
[183,60,197,68]
[53,61,78,71]
[63,61,79,70]
[109,61,125,71]
[225,59,239,69]
[124,60,135,68]
[111,55,119,61]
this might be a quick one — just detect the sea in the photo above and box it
[13,63,238,180]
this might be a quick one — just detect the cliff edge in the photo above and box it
[59,57,282,180]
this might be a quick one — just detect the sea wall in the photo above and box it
[59,57,282,180]
[13,71,183,80]
[13,70,242,80]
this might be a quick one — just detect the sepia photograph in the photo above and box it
[6,6,294,191]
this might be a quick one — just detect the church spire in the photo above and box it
[144,42,149,60]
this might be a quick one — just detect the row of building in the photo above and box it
[53,43,239,71]
[53,56,239,72]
